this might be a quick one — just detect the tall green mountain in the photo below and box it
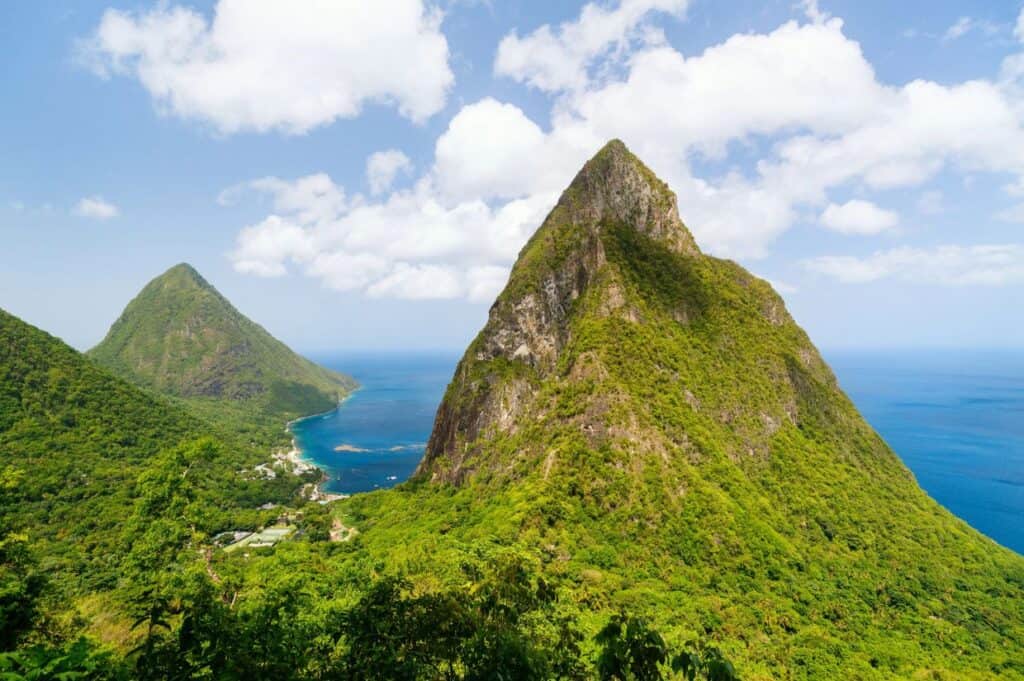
[345,140,1024,679]
[0,308,298,598]
[89,263,356,444]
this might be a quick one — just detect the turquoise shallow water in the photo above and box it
[295,350,1024,554]
[290,352,458,495]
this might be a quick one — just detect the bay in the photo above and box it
[290,352,458,495]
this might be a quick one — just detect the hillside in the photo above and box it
[0,308,303,600]
[338,141,1024,679]
[89,263,356,444]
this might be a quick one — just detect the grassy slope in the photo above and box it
[88,263,356,447]
[0,308,301,598]
[325,147,1024,679]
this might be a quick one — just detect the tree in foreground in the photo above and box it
[595,615,740,681]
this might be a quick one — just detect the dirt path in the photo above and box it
[330,517,358,542]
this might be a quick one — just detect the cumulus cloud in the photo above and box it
[494,0,688,93]
[1017,8,1024,42]
[804,245,1024,285]
[819,199,899,235]
[366,150,413,196]
[227,1,1024,299]
[228,172,550,301]
[365,264,464,300]
[434,98,557,201]
[81,0,453,134]
[73,196,119,219]
[545,17,1024,256]
[557,19,886,156]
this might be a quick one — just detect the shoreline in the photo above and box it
[283,392,358,504]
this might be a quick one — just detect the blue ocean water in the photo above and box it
[290,352,458,495]
[294,350,1024,555]
[828,350,1024,554]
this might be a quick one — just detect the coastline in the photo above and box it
[284,392,358,503]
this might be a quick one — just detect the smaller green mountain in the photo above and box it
[0,308,298,599]
[89,263,355,444]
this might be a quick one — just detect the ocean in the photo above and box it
[291,352,459,495]
[827,350,1024,555]
[296,350,1024,554]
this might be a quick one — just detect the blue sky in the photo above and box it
[3,0,1024,353]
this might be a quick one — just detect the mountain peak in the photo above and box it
[586,138,632,167]
[556,139,699,257]
[89,264,355,434]
[428,142,701,379]
[167,262,200,276]
[155,262,214,291]
[419,143,716,481]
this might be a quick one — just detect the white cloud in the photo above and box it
[565,20,885,158]
[228,172,554,301]
[365,263,464,299]
[944,17,973,41]
[518,20,894,258]
[306,251,391,291]
[943,16,1000,42]
[433,98,555,201]
[486,17,906,257]
[820,199,898,235]
[804,244,1024,285]
[494,0,688,93]
[799,0,829,25]
[73,196,119,219]
[551,18,1001,247]
[546,18,1024,256]
[465,265,511,302]
[366,150,413,196]
[250,174,347,223]
[227,3,1024,299]
[232,216,317,276]
[1016,8,1024,43]
[81,0,453,134]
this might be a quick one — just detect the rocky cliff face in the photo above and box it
[476,139,698,373]
[417,139,834,485]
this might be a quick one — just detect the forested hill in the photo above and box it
[3,305,702,680]
[0,307,302,598]
[348,140,1024,678]
[89,263,356,445]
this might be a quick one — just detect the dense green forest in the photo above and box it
[89,263,356,447]
[0,313,732,679]
[0,309,311,595]
[0,309,321,668]
[2,308,720,680]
